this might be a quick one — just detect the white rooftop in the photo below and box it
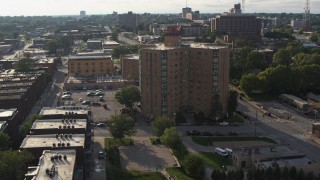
[0,108,17,118]
[20,134,85,149]
[39,106,89,116]
[25,149,76,180]
[31,119,87,130]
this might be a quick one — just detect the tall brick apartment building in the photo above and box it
[140,33,230,118]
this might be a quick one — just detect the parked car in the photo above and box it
[61,94,72,100]
[201,131,213,136]
[99,96,104,101]
[92,102,101,106]
[63,91,71,95]
[227,131,239,136]
[96,123,106,127]
[214,131,225,136]
[81,100,91,105]
[186,130,201,136]
[86,91,95,96]
[98,151,106,159]
[219,121,229,126]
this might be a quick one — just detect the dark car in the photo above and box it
[227,131,239,136]
[214,131,225,136]
[98,151,106,159]
[186,130,201,136]
[201,131,213,136]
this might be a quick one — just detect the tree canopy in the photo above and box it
[14,58,34,72]
[151,116,174,137]
[0,150,33,180]
[111,45,139,59]
[183,154,205,179]
[107,114,137,139]
[160,127,181,149]
[273,49,292,66]
[0,132,11,151]
[115,86,141,108]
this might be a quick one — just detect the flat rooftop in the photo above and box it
[0,108,17,118]
[20,134,85,149]
[142,43,228,50]
[0,121,8,131]
[25,149,76,180]
[31,119,87,130]
[39,106,90,116]
[68,56,112,60]
[66,74,129,84]
[122,54,139,60]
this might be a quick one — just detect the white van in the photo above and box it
[215,147,228,157]
[224,148,233,155]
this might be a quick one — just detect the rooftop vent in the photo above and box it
[52,143,56,147]
[62,143,65,147]
[64,155,67,160]
[56,134,59,138]
[69,134,72,138]
[64,134,68,138]
[67,142,70,146]
[72,125,75,128]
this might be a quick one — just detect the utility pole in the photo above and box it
[255,110,257,136]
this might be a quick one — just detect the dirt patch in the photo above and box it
[119,138,178,172]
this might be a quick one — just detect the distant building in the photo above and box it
[211,13,262,42]
[32,38,51,49]
[20,134,86,172]
[121,54,139,83]
[103,40,120,49]
[39,106,91,121]
[290,19,304,30]
[87,39,103,50]
[279,94,314,114]
[180,24,208,37]
[0,108,18,134]
[24,150,80,180]
[0,70,48,123]
[182,7,192,18]
[118,11,139,32]
[30,119,88,135]
[140,34,230,117]
[80,10,86,17]
[186,11,201,21]
[229,3,242,14]
[68,55,113,75]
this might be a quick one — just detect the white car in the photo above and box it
[61,94,72,100]
[219,121,229,126]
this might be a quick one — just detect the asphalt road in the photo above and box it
[238,99,320,162]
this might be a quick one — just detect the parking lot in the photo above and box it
[59,89,124,122]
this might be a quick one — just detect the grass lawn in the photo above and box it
[166,167,194,180]
[228,115,244,123]
[192,136,277,146]
[116,170,166,180]
[105,138,134,147]
[197,152,232,170]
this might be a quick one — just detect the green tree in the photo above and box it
[183,154,205,179]
[160,127,181,149]
[310,33,319,43]
[246,51,266,70]
[20,115,43,138]
[289,166,297,180]
[0,132,11,151]
[111,45,139,59]
[0,150,33,180]
[174,111,186,125]
[273,49,292,66]
[298,65,320,91]
[14,58,34,72]
[227,90,238,115]
[107,114,137,139]
[240,73,265,95]
[258,65,299,94]
[115,86,140,109]
[151,116,174,137]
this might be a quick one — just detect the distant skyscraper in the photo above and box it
[118,11,139,32]
[229,3,242,14]
[80,10,86,17]
[182,7,192,18]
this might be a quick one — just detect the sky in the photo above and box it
[0,0,319,16]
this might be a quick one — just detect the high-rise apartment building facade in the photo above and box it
[140,38,230,118]
[118,11,139,32]
[211,14,261,42]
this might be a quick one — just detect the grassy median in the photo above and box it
[192,136,277,146]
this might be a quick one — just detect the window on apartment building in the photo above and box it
[85,63,88,65]
[85,70,88,72]
[78,63,80,65]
